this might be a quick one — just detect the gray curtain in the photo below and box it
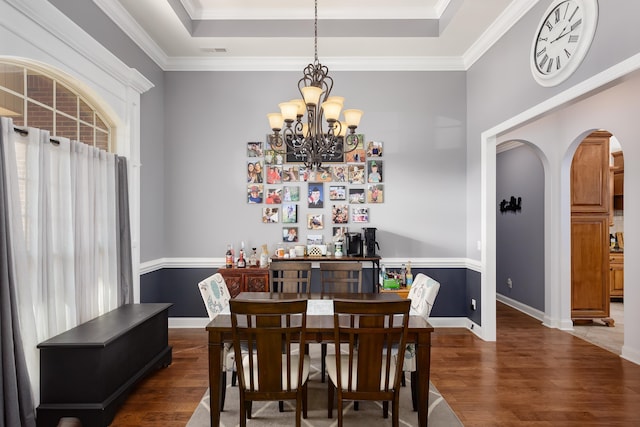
[116,155,133,305]
[0,119,36,427]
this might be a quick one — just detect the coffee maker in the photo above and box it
[346,232,362,256]
[363,227,379,256]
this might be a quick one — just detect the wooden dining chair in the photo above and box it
[325,299,411,427]
[269,261,313,295]
[319,262,363,382]
[229,299,310,427]
[198,273,236,411]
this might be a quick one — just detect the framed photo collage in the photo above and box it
[246,137,384,243]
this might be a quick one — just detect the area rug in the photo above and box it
[187,362,463,426]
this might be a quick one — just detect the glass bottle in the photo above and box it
[249,248,258,267]
[237,248,246,268]
[225,244,233,268]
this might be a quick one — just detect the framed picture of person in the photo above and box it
[247,141,263,157]
[331,165,347,182]
[367,160,383,183]
[247,161,264,184]
[265,187,282,204]
[366,140,383,157]
[344,135,365,162]
[348,164,365,184]
[333,226,348,240]
[367,184,383,203]
[282,203,298,223]
[262,207,279,223]
[282,165,299,182]
[266,165,282,184]
[309,166,332,182]
[348,188,365,204]
[307,234,323,245]
[282,227,299,242]
[332,204,349,224]
[329,185,346,201]
[351,207,369,223]
[307,183,324,208]
[307,213,324,230]
[247,184,264,204]
[282,185,300,202]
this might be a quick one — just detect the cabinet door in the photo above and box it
[609,253,624,299]
[570,131,611,214]
[571,215,610,318]
[244,271,269,292]
[220,270,243,298]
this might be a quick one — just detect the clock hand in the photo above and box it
[551,27,571,43]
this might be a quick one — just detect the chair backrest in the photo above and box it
[229,299,308,394]
[198,273,232,320]
[407,273,440,318]
[320,262,363,293]
[331,299,411,397]
[269,261,312,295]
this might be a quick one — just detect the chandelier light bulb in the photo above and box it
[290,99,306,116]
[300,86,323,106]
[343,109,363,128]
[267,113,283,131]
[321,101,342,122]
[278,102,299,122]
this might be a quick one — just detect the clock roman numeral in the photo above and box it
[547,57,554,73]
[556,56,561,70]
[539,54,549,70]
[545,21,553,31]
[569,5,579,22]
[571,19,582,31]
[554,9,561,23]
[569,34,579,43]
[537,47,547,57]
[564,48,572,58]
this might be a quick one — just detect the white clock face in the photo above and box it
[531,0,598,87]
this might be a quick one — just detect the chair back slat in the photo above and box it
[270,261,313,295]
[320,262,363,293]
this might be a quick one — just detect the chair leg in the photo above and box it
[302,382,308,418]
[246,401,253,419]
[220,370,227,412]
[392,395,400,427]
[383,401,388,418]
[279,401,284,412]
[231,370,237,386]
[327,380,334,418]
[321,343,327,383]
[354,401,359,411]
[411,371,418,411]
[401,371,406,387]
[239,393,247,427]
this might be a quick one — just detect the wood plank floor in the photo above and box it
[110,302,640,426]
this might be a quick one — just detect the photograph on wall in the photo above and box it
[282,185,300,202]
[331,165,347,182]
[264,149,281,165]
[345,135,365,162]
[266,134,285,153]
[367,184,384,203]
[265,187,282,204]
[282,165,299,182]
[348,188,365,204]
[307,183,324,208]
[329,185,346,201]
[286,135,344,164]
[307,234,323,245]
[332,204,349,224]
[266,165,282,184]
[299,166,310,182]
[262,207,279,223]
[247,184,264,203]
[282,227,299,242]
[247,141,264,157]
[351,207,369,223]
[281,203,298,223]
[367,160,383,183]
[333,226,348,240]
[307,213,324,230]
[366,140,383,157]
[348,164,365,184]
[247,160,264,183]
[308,166,332,182]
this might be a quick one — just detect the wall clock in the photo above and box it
[530,0,599,87]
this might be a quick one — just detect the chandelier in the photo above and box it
[267,0,363,170]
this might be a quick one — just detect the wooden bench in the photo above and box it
[36,303,173,427]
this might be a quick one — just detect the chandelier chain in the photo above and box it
[314,0,318,62]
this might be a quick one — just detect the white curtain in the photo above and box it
[1,117,122,407]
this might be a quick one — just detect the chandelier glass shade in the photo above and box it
[267,0,363,170]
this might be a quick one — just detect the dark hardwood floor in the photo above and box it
[110,302,640,426]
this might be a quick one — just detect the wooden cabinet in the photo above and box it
[570,131,612,323]
[612,151,624,210]
[609,252,624,300]
[217,267,269,298]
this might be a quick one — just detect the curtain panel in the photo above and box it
[0,116,133,412]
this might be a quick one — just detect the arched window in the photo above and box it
[0,61,113,151]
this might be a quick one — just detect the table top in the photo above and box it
[270,255,380,262]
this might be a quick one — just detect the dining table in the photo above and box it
[206,292,434,426]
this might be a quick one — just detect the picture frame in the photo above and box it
[348,188,365,204]
[331,165,347,182]
[307,213,324,230]
[366,140,383,157]
[247,184,264,204]
[262,207,279,223]
[351,207,369,223]
[282,185,300,202]
[265,187,282,204]
[332,204,349,224]
[247,141,264,157]
[367,184,384,203]
[333,226,348,240]
[281,203,298,223]
[282,165,299,182]
[266,165,282,184]
[348,164,365,184]
[329,185,346,201]
[307,183,324,208]
[286,134,345,164]
[247,160,264,184]
[367,159,383,183]
[282,227,299,242]
[344,135,365,162]
[307,234,323,245]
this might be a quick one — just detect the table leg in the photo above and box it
[209,331,222,426]
[416,331,432,427]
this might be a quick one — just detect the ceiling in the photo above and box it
[93,0,536,71]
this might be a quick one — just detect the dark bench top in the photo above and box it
[37,303,172,348]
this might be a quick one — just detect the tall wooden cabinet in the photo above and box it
[217,268,269,298]
[570,131,613,324]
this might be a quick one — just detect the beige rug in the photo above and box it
[187,364,463,426]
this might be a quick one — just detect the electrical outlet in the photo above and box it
[470,298,476,310]
[507,278,513,289]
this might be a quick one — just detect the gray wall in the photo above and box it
[162,70,467,259]
[496,145,545,311]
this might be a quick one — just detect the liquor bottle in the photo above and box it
[260,245,269,268]
[237,249,246,268]
[406,261,413,287]
[225,245,233,268]
[249,248,258,267]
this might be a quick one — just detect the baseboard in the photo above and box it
[496,293,545,321]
